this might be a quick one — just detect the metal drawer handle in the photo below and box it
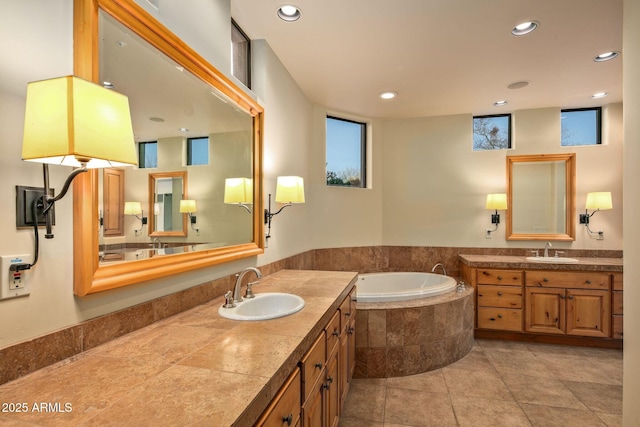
[315,362,322,369]
[348,327,355,335]
[345,312,351,317]
[560,295,566,299]
[543,278,549,282]
[282,413,293,426]
[586,280,592,284]
[497,275,503,280]
[497,291,503,296]
[498,314,503,318]
[568,295,574,300]
[327,376,334,384]
[332,330,339,337]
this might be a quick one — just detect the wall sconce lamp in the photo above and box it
[124,202,147,236]
[224,178,253,213]
[579,192,612,239]
[264,176,305,240]
[19,75,136,270]
[180,199,200,235]
[485,193,507,236]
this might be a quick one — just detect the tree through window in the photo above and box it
[473,114,512,151]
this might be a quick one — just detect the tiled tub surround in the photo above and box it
[0,270,357,426]
[0,246,621,386]
[355,286,475,378]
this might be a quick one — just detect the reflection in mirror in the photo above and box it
[73,0,264,296]
[149,171,187,236]
[507,153,576,241]
[97,11,254,261]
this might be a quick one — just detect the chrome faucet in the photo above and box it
[233,267,263,304]
[152,237,162,249]
[431,263,447,276]
[544,242,552,258]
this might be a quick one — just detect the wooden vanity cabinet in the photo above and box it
[476,269,524,332]
[525,271,611,338]
[612,273,623,339]
[298,288,356,427]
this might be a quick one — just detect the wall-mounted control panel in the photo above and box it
[0,254,32,300]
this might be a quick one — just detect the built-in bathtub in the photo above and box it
[354,272,474,378]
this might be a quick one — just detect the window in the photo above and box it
[187,137,209,166]
[138,141,157,168]
[473,114,512,151]
[326,116,366,187]
[231,19,251,88]
[561,107,601,146]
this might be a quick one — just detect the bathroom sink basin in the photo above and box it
[218,293,305,321]
[526,256,580,264]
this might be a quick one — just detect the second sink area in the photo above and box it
[526,256,580,263]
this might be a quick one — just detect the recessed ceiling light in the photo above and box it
[507,81,529,90]
[591,92,608,99]
[379,91,397,100]
[594,51,619,62]
[511,21,538,36]
[277,5,301,21]
[149,117,165,122]
[179,128,189,133]
[494,100,508,107]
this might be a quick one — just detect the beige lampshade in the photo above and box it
[485,193,507,210]
[275,176,305,204]
[224,178,253,204]
[124,202,142,216]
[179,199,197,213]
[22,75,137,168]
[585,192,612,210]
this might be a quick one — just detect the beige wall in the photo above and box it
[380,106,623,250]
[623,0,640,424]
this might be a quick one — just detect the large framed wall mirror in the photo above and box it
[73,0,264,296]
[506,153,576,241]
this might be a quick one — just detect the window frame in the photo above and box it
[138,140,158,168]
[231,19,251,89]
[325,115,367,188]
[186,136,209,166]
[472,113,512,151]
[560,107,602,146]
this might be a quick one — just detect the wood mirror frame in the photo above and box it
[148,171,188,237]
[506,153,576,241]
[73,0,264,296]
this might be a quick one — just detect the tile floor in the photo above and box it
[339,339,623,427]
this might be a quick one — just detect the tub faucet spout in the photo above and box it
[431,263,447,276]
[233,267,263,304]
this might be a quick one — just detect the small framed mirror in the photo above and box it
[507,153,576,241]
[149,171,188,236]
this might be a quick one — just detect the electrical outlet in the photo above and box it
[485,229,492,239]
[0,254,32,300]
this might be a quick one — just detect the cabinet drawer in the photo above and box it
[477,307,523,331]
[326,311,341,357]
[477,285,522,308]
[300,332,326,401]
[477,269,522,286]
[339,294,353,332]
[525,271,610,290]
[255,368,301,427]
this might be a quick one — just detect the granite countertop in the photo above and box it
[459,254,623,272]
[0,269,358,427]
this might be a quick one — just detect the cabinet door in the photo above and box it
[347,318,356,382]
[326,349,340,427]
[255,368,301,427]
[525,288,565,334]
[301,374,325,427]
[566,289,610,338]
[103,168,125,236]
[339,330,349,409]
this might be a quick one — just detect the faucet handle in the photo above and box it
[530,250,539,257]
[554,251,565,258]
[244,281,258,299]
[223,291,236,308]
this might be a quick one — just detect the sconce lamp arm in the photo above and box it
[42,164,88,214]
[264,193,293,239]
